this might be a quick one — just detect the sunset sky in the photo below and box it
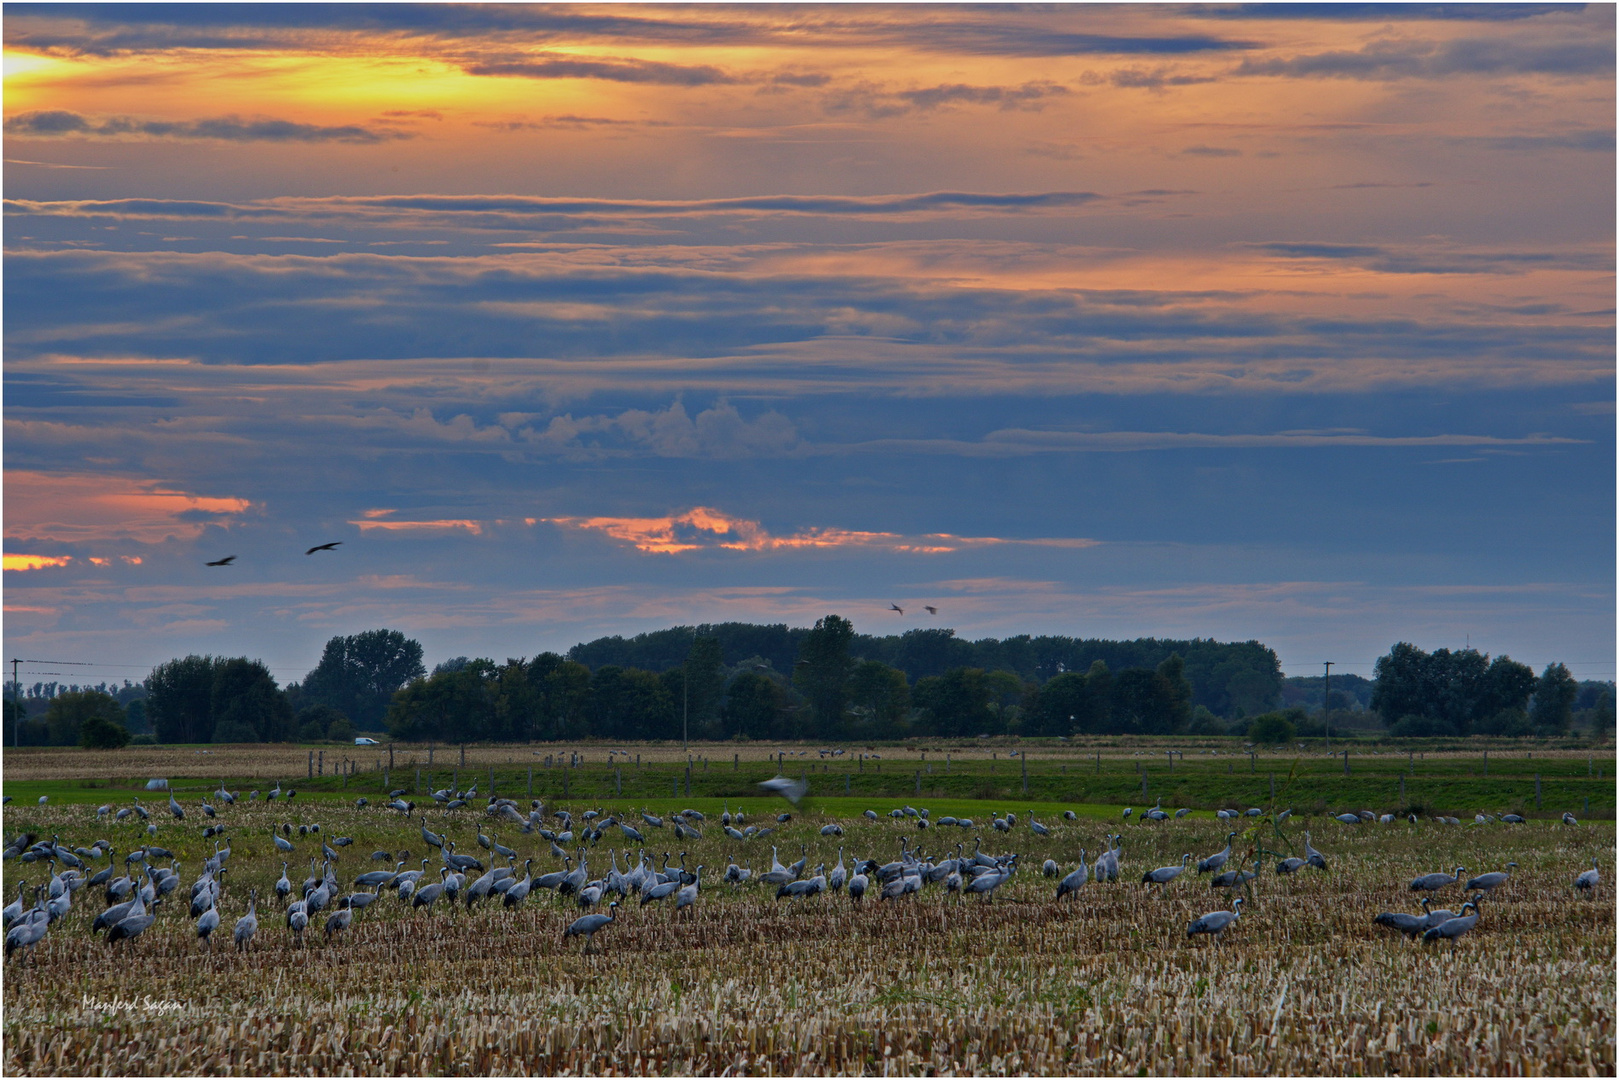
[4,3,1614,691]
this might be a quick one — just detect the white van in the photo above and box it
[354,737,379,746]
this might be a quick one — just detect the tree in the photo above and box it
[211,658,294,743]
[723,672,788,739]
[147,655,219,743]
[1247,711,1296,744]
[296,704,347,741]
[80,712,132,749]
[913,668,996,737]
[846,661,910,739]
[1372,643,1536,735]
[45,690,124,747]
[793,615,855,730]
[302,629,426,731]
[1531,662,1578,733]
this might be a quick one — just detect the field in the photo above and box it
[3,740,1614,1076]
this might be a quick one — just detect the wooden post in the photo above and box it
[734,753,739,771]
[945,754,950,774]
[460,745,466,767]
[859,756,864,773]
[1343,751,1350,776]
[383,766,388,790]
[429,745,434,766]
[308,751,313,779]
[1399,775,1405,803]
[685,761,692,797]
[415,768,420,794]
[389,744,394,770]
[845,773,851,793]
[915,770,921,795]
[1168,750,1174,772]
[1483,750,1488,776]
[527,767,533,799]
[1270,773,1275,801]
[1021,754,1028,794]
[616,768,621,797]
[1535,773,1541,808]
[1250,753,1255,773]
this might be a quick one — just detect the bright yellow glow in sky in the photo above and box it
[2,51,64,79]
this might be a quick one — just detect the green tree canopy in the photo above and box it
[1531,662,1579,733]
[302,629,426,731]
[44,689,124,747]
[793,615,855,730]
[147,655,219,743]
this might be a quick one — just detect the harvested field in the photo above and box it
[3,744,1613,1075]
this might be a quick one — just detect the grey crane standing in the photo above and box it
[1464,863,1517,894]
[1143,854,1192,890]
[1409,866,1466,893]
[234,888,259,951]
[1575,857,1601,893]
[1422,900,1481,947]
[1186,897,1243,945]
[1197,833,1237,875]
[564,901,619,953]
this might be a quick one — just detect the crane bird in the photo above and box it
[1143,854,1192,890]
[564,901,619,953]
[325,897,354,938]
[1197,833,1237,876]
[1276,855,1306,875]
[168,793,185,820]
[1422,900,1481,947]
[1334,813,1361,825]
[1303,833,1328,870]
[233,889,259,951]
[675,866,703,914]
[1373,906,1430,939]
[1186,897,1243,945]
[1575,857,1601,893]
[1563,812,1579,826]
[758,776,808,806]
[1057,851,1088,900]
[1464,863,1517,895]
[305,542,341,555]
[1409,866,1466,893]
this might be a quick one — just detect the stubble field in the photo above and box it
[3,741,1613,1076]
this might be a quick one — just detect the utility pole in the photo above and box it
[1322,661,1334,747]
[9,659,18,747]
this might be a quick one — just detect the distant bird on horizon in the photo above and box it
[889,603,904,615]
[924,606,938,615]
[205,556,236,566]
[305,542,342,555]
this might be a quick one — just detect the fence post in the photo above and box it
[1270,773,1275,801]
[320,750,326,776]
[460,744,466,767]
[1343,751,1350,776]
[915,770,921,795]
[383,766,388,791]
[616,768,622,798]
[429,745,434,766]
[846,773,851,793]
[415,768,420,794]
[1535,773,1541,808]
[1483,750,1488,777]
[308,751,313,779]
[686,761,692,797]
[945,754,950,774]
[734,753,739,771]
[1168,750,1174,772]
[1022,754,1028,794]
[1399,775,1405,803]
[1096,752,1100,774]
[389,744,394,770]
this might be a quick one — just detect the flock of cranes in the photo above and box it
[1,784,1606,963]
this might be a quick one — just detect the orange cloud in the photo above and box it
[349,517,484,535]
[4,553,72,571]
[4,471,251,543]
[542,507,1097,555]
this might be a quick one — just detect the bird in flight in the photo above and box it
[205,556,236,567]
[924,605,938,615]
[305,542,342,555]
[889,603,904,615]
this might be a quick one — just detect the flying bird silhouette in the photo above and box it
[205,556,236,566]
[924,605,938,615]
[889,604,904,615]
[305,542,342,555]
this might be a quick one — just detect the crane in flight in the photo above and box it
[205,556,236,566]
[889,603,904,615]
[305,542,342,555]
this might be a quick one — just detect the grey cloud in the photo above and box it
[1092,67,1219,88]
[521,400,800,460]
[1237,35,1614,79]
[896,82,1070,111]
[459,54,734,86]
[1181,145,1243,157]
[1247,240,1608,275]
[1192,4,1587,22]
[5,110,408,143]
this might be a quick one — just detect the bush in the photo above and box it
[130,733,156,746]
[1247,711,1297,744]
[211,719,259,743]
[79,714,131,749]
[1387,714,1458,738]
[1474,708,1531,738]
[327,717,357,742]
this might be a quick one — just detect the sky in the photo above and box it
[3,2,1614,693]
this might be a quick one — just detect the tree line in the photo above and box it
[3,622,1607,747]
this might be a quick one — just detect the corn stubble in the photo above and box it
[4,802,1611,1075]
